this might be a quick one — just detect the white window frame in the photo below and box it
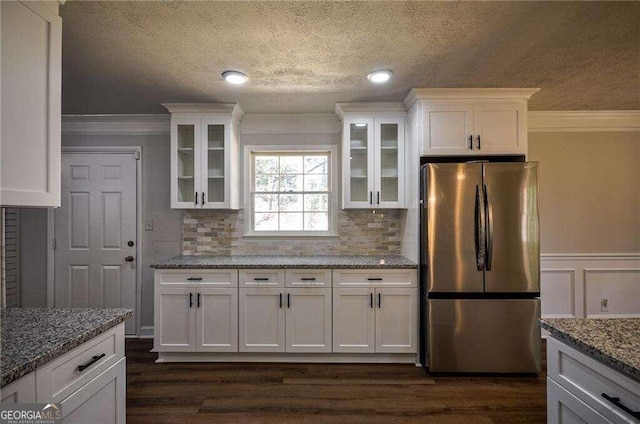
[244,144,338,237]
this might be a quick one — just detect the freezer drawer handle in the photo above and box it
[78,353,106,372]
[601,393,640,419]
[367,278,383,281]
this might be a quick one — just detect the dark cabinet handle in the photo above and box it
[195,192,199,205]
[187,277,203,281]
[601,393,640,419]
[189,292,193,308]
[197,292,201,308]
[279,293,283,308]
[300,277,316,281]
[202,192,205,203]
[369,293,374,308]
[367,278,383,281]
[254,277,269,281]
[477,135,481,149]
[287,293,291,308]
[377,191,380,205]
[468,135,473,150]
[378,293,381,308]
[369,191,373,205]
[77,353,106,372]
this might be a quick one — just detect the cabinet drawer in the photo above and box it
[547,337,640,423]
[36,323,124,403]
[239,270,285,287]
[285,269,331,287]
[333,269,416,287]
[547,377,612,424]
[158,269,238,287]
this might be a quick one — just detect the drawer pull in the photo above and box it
[77,353,106,372]
[601,393,640,419]
[187,277,203,281]
[300,277,316,281]
[254,278,270,281]
[367,278,383,281]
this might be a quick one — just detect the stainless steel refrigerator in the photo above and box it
[420,162,541,373]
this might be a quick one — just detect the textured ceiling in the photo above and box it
[60,1,639,114]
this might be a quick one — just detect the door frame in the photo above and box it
[48,146,143,336]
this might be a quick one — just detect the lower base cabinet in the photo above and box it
[547,378,611,424]
[238,287,332,353]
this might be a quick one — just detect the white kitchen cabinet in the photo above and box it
[404,89,539,157]
[0,372,36,403]
[239,287,286,353]
[162,103,243,209]
[335,103,406,209]
[1,1,62,207]
[154,270,239,353]
[285,288,332,353]
[332,287,417,354]
[547,336,640,424]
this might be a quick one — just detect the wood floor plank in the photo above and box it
[283,377,436,385]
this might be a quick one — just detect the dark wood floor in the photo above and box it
[126,339,547,424]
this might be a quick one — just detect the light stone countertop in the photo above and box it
[540,318,640,382]
[150,255,418,269]
[1,308,133,387]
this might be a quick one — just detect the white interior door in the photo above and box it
[55,152,137,334]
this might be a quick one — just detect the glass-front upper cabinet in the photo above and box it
[164,104,243,209]
[337,104,406,209]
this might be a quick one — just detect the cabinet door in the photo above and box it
[239,288,285,352]
[285,288,332,353]
[342,117,375,208]
[0,1,61,207]
[374,117,405,208]
[375,288,417,353]
[1,372,36,404]
[154,288,195,352]
[332,288,375,353]
[547,378,613,424]
[421,104,474,156]
[196,288,238,352]
[60,357,126,424]
[171,117,201,208]
[473,102,526,154]
[201,117,229,208]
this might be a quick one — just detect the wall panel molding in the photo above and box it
[62,115,170,134]
[529,111,640,132]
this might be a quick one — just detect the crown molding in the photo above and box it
[334,102,406,118]
[62,115,170,134]
[528,111,640,132]
[161,103,244,123]
[404,88,540,109]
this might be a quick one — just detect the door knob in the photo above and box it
[125,256,134,262]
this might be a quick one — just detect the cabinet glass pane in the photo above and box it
[177,124,195,203]
[349,123,369,202]
[379,123,399,202]
[207,124,225,203]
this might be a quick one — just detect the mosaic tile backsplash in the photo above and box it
[183,209,402,255]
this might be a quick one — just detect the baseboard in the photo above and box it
[138,326,154,339]
[155,352,417,364]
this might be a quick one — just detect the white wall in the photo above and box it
[19,208,48,307]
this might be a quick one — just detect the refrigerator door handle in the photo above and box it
[484,183,494,271]
[474,184,486,271]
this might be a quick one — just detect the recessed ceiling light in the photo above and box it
[367,69,393,84]
[222,70,248,85]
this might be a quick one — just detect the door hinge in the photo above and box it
[133,151,140,160]
[52,238,57,250]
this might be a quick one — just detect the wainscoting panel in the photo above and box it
[541,254,640,320]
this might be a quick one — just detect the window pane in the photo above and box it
[304,194,328,211]
[279,194,303,212]
[280,213,303,231]
[254,194,278,212]
[304,174,328,192]
[280,156,303,174]
[255,175,280,192]
[279,174,303,192]
[255,156,279,174]
[304,156,328,174]
[304,213,329,231]
[255,213,278,231]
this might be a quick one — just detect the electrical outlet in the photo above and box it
[600,297,609,312]
[145,219,154,231]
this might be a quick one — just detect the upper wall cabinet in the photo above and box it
[335,103,406,209]
[1,1,62,207]
[403,89,540,157]
[162,103,244,209]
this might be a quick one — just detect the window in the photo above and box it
[247,149,335,236]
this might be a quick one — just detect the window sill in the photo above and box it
[243,233,339,240]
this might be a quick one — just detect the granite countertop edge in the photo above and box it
[539,319,640,382]
[1,309,133,387]
[150,255,418,269]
